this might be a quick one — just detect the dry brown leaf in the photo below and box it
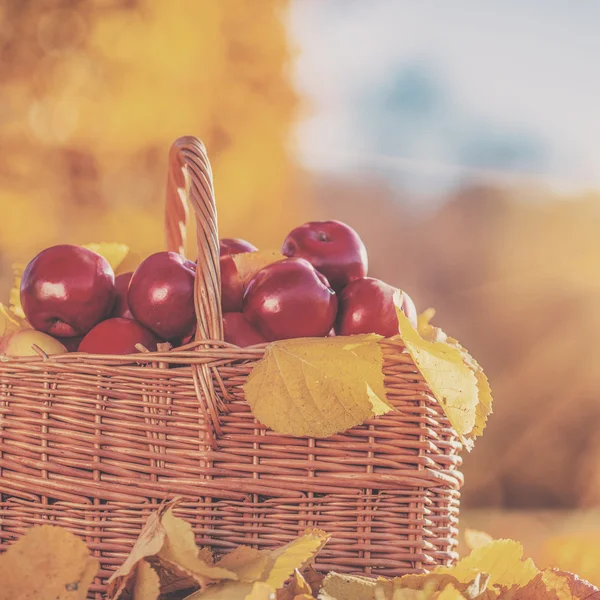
[303,566,325,596]
[318,572,379,600]
[0,525,98,600]
[545,569,600,600]
[244,335,391,437]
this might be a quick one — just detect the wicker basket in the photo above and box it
[0,136,463,594]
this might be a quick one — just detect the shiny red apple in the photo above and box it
[281,220,368,292]
[220,238,258,256]
[20,244,115,337]
[112,272,133,319]
[335,277,418,337]
[243,257,337,341]
[128,251,196,341]
[223,312,267,347]
[220,254,244,312]
[79,317,158,354]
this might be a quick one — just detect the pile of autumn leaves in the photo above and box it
[0,500,598,600]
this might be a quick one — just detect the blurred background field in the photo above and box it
[2,0,600,557]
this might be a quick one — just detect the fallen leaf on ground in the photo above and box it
[244,334,391,437]
[0,525,98,600]
[217,529,329,589]
[107,500,236,600]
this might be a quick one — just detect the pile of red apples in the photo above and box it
[17,221,417,355]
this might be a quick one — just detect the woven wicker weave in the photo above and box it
[0,137,463,595]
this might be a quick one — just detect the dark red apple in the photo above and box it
[60,335,84,352]
[20,244,115,337]
[112,271,133,319]
[220,254,244,312]
[79,317,158,354]
[223,312,267,347]
[243,257,337,341]
[220,238,258,256]
[281,220,368,292]
[335,277,418,337]
[128,251,196,341]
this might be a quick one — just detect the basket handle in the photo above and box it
[165,136,224,446]
[165,136,223,343]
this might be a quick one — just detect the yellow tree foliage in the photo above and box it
[0,0,302,294]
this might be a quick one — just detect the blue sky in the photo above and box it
[290,1,600,197]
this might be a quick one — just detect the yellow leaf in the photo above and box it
[0,525,99,600]
[107,505,168,598]
[82,242,130,272]
[184,581,275,600]
[159,508,237,585]
[318,572,379,600]
[217,530,329,589]
[417,308,448,343]
[244,335,391,438]
[133,561,161,600]
[437,584,469,600]
[396,309,479,450]
[435,539,537,588]
[0,302,25,338]
[8,264,25,320]
[232,251,285,287]
[217,547,270,583]
[447,339,493,441]
[263,530,330,589]
[464,530,495,552]
[391,573,489,600]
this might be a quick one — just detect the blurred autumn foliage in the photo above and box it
[2,0,600,514]
[309,175,600,510]
[0,0,304,293]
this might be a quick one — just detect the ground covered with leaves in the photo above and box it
[0,500,598,600]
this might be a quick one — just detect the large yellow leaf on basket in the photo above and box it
[396,310,479,450]
[0,525,99,600]
[416,309,493,446]
[243,335,391,437]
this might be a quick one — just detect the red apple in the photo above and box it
[79,317,158,354]
[60,335,84,352]
[220,254,244,312]
[128,251,196,341]
[223,312,267,347]
[243,257,338,341]
[281,220,368,292]
[335,277,418,337]
[112,271,133,319]
[20,244,115,337]
[220,238,258,255]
